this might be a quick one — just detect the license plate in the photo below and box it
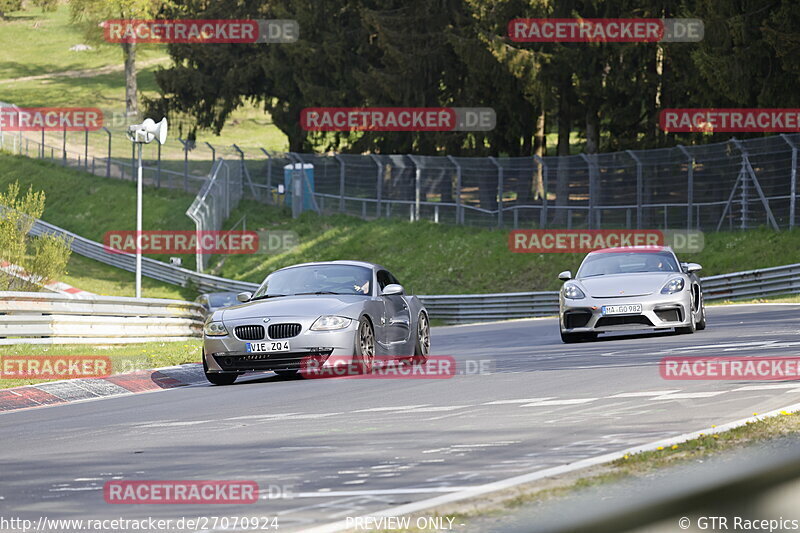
[246,341,290,353]
[602,304,642,315]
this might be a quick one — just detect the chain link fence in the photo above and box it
[2,102,798,231]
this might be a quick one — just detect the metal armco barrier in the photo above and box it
[0,292,204,344]
[24,216,800,324]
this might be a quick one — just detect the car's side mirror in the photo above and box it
[558,270,573,281]
[381,284,404,296]
[686,263,702,273]
[236,291,252,302]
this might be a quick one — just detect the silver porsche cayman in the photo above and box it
[558,246,706,343]
[202,260,430,385]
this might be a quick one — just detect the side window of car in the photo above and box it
[376,270,391,290]
[387,272,401,286]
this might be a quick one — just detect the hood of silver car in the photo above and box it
[219,294,368,321]
[578,272,677,298]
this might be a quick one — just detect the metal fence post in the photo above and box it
[205,142,216,164]
[446,155,462,225]
[334,154,345,212]
[84,129,89,170]
[156,143,161,187]
[178,138,191,192]
[534,155,548,229]
[677,145,694,229]
[370,154,383,218]
[62,126,66,165]
[580,153,597,229]
[260,148,273,204]
[40,128,44,159]
[408,155,422,221]
[489,157,504,227]
[626,150,643,229]
[781,134,797,229]
[102,127,111,177]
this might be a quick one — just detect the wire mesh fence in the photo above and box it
[2,100,799,232]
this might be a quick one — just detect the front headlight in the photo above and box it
[661,277,685,294]
[563,283,586,300]
[310,316,352,331]
[204,321,228,336]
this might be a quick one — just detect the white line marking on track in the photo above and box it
[649,392,727,400]
[606,390,681,398]
[353,405,430,412]
[405,406,470,412]
[732,384,800,391]
[520,399,598,407]
[482,398,554,405]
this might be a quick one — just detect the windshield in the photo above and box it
[252,265,373,298]
[577,251,680,278]
[207,292,238,308]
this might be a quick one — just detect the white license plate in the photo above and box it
[602,304,642,315]
[246,341,290,353]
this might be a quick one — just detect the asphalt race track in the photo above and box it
[3,304,800,531]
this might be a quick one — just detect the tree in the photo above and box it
[69,0,162,116]
[0,183,72,292]
[0,0,21,19]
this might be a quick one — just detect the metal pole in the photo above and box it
[335,155,345,212]
[407,155,422,221]
[260,148,273,204]
[489,157,504,227]
[626,150,643,229]
[40,128,44,159]
[370,154,383,218]
[84,129,88,170]
[580,153,596,229]
[156,143,161,187]
[135,142,143,299]
[677,145,694,229]
[102,127,111,177]
[781,135,797,229]
[447,155,462,224]
[205,141,215,164]
[62,126,66,165]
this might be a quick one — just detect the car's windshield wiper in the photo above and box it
[581,273,606,278]
[293,291,348,296]
[249,294,288,301]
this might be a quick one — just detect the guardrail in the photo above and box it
[23,216,800,324]
[0,292,204,344]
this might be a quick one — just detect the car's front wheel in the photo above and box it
[353,317,375,373]
[676,304,697,334]
[412,312,430,364]
[203,356,238,386]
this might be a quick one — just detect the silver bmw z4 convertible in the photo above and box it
[558,246,706,343]
[202,260,430,385]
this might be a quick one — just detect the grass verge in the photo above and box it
[0,340,202,389]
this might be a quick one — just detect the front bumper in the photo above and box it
[560,290,693,334]
[203,319,359,373]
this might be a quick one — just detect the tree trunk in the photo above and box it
[585,108,599,155]
[553,83,572,226]
[533,110,545,200]
[122,42,138,117]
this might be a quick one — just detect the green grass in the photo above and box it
[212,203,800,295]
[5,151,800,299]
[0,152,199,298]
[0,340,202,389]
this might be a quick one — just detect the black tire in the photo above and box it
[203,356,237,386]
[353,316,375,373]
[412,312,430,364]
[696,297,707,331]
